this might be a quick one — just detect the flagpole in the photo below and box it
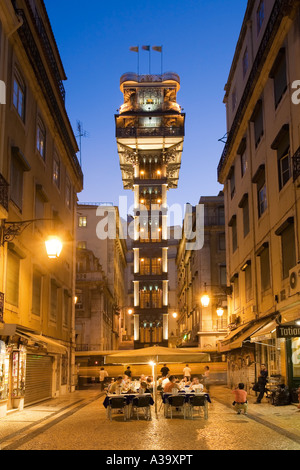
[149,48,151,75]
[138,45,140,76]
[161,46,163,75]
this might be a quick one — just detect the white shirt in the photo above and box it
[183,367,191,377]
[99,370,108,381]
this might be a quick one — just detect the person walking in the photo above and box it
[255,364,268,404]
[99,367,109,391]
[203,366,211,392]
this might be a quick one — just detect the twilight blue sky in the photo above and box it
[45,0,247,211]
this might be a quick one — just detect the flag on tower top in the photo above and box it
[152,46,162,52]
[142,45,150,51]
[130,46,139,52]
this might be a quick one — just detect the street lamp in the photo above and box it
[0,219,63,259]
[216,307,224,317]
[45,236,63,259]
[200,284,210,308]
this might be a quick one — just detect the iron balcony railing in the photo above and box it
[293,147,300,182]
[116,126,185,138]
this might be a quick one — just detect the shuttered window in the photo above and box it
[259,244,271,292]
[50,280,58,322]
[6,250,20,307]
[25,355,53,406]
[276,219,296,280]
[32,271,42,316]
[270,49,287,109]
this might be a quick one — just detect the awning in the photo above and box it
[219,319,270,352]
[16,329,68,355]
[250,321,277,343]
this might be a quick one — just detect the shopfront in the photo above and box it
[0,324,69,417]
[277,324,300,390]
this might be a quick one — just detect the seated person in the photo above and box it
[232,383,248,415]
[109,376,124,394]
[189,377,204,392]
[146,377,154,393]
[180,376,191,388]
[140,381,152,394]
[163,375,181,393]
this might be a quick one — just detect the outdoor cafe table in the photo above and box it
[162,391,211,419]
[103,393,154,420]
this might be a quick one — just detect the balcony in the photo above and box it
[116,126,185,139]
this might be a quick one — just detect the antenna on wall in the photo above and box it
[76,120,88,167]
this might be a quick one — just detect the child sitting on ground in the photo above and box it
[232,383,248,415]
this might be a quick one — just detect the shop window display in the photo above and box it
[292,338,300,379]
[11,346,26,397]
[0,341,9,401]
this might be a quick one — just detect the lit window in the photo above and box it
[78,216,87,227]
[257,0,265,35]
[37,118,46,160]
[53,154,60,188]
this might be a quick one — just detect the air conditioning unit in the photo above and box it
[289,266,300,295]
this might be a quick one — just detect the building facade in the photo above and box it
[218,0,300,391]
[115,72,185,348]
[0,0,83,416]
[176,194,228,354]
[76,204,127,351]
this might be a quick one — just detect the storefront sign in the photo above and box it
[277,324,300,338]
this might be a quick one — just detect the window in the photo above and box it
[220,265,227,286]
[6,249,20,307]
[151,258,162,275]
[63,290,70,327]
[258,243,271,292]
[233,276,239,310]
[218,206,225,225]
[270,49,287,108]
[232,87,237,112]
[78,216,87,227]
[140,258,150,275]
[36,118,46,160]
[243,48,249,78]
[229,215,237,253]
[10,147,31,211]
[65,177,71,210]
[238,138,247,177]
[50,279,58,322]
[257,0,265,35]
[53,153,60,188]
[219,233,226,251]
[251,100,264,148]
[253,165,267,218]
[239,194,250,238]
[272,125,291,191]
[242,262,252,303]
[13,69,25,121]
[228,166,235,199]
[32,270,42,316]
[275,218,296,280]
[77,241,87,249]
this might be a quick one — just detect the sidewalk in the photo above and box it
[0,386,299,448]
[211,385,300,438]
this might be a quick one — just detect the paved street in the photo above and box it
[0,386,299,451]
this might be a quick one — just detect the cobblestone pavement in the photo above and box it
[0,386,299,451]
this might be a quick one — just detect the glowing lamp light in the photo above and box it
[172,312,178,319]
[128,309,133,315]
[201,294,210,308]
[45,237,63,259]
[216,307,224,317]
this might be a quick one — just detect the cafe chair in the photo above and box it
[165,395,187,419]
[108,397,127,421]
[188,395,208,420]
[132,395,152,420]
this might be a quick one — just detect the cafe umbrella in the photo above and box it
[105,346,210,416]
